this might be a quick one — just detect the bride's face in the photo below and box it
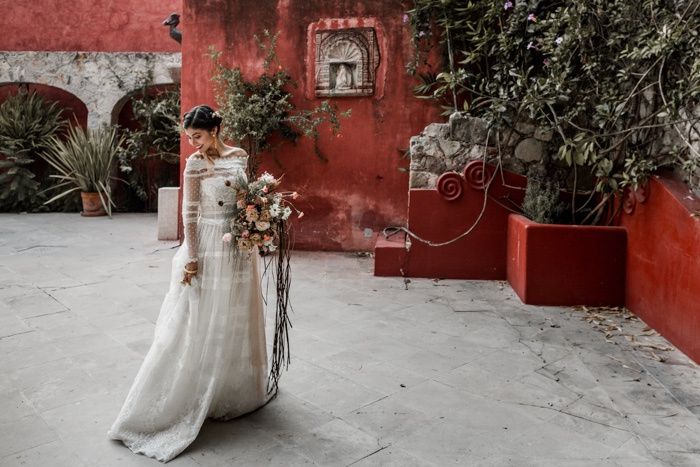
[184,127,217,155]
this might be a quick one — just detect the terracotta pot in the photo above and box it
[80,192,107,217]
[506,214,626,306]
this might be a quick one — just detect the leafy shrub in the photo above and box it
[0,88,66,212]
[118,88,180,211]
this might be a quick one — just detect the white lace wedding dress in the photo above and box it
[107,152,275,463]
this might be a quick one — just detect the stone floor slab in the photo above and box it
[1,213,699,466]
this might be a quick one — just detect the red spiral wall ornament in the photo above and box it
[463,161,493,191]
[437,172,464,201]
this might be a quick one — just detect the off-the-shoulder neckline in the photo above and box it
[189,151,248,162]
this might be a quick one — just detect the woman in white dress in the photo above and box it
[107,105,276,463]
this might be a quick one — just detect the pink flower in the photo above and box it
[527,13,537,22]
[504,1,513,10]
[291,191,299,199]
[298,211,305,219]
[222,233,233,243]
[242,230,250,238]
[262,185,269,193]
[403,13,409,24]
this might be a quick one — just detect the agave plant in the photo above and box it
[40,125,125,217]
[0,88,66,212]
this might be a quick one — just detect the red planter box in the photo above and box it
[507,214,627,306]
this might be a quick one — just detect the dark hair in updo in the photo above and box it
[182,105,223,132]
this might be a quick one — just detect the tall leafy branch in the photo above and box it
[210,29,351,178]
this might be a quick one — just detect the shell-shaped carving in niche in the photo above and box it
[314,27,379,97]
[327,40,362,63]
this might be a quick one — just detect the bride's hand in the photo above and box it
[181,260,198,285]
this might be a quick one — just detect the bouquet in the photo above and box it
[222,171,300,397]
[222,171,302,256]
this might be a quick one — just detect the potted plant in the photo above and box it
[406,1,700,305]
[40,125,124,217]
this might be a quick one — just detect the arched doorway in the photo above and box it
[112,84,181,212]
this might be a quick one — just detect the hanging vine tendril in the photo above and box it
[262,219,293,398]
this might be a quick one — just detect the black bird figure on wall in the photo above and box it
[163,13,182,44]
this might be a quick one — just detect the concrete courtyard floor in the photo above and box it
[1,213,700,467]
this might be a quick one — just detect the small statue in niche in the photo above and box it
[334,64,353,90]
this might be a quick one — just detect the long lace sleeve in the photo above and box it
[183,155,204,263]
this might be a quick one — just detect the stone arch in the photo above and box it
[0,51,180,128]
[0,82,89,127]
[111,83,178,129]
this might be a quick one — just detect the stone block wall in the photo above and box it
[409,112,551,189]
[410,111,700,196]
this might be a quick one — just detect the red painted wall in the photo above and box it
[180,0,442,250]
[0,0,180,52]
[621,174,700,363]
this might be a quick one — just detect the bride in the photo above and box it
[108,105,278,463]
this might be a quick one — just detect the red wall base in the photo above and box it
[506,214,627,306]
[374,162,526,279]
[621,174,700,363]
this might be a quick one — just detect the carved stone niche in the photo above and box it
[315,28,380,97]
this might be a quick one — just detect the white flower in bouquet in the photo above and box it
[281,206,292,220]
[260,172,276,184]
[255,220,271,231]
[269,203,281,217]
